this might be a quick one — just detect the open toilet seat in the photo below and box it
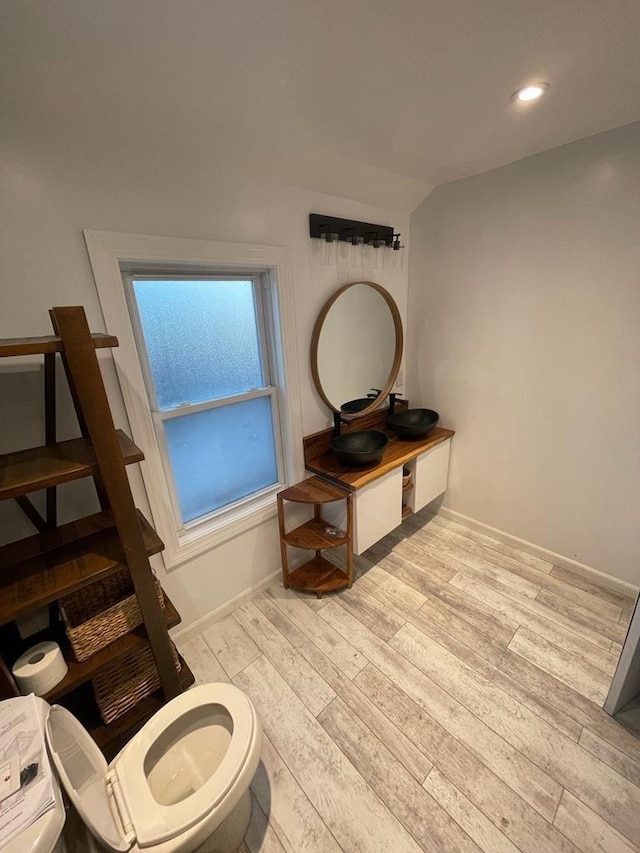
[45,683,257,852]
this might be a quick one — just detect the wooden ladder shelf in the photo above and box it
[0,307,193,756]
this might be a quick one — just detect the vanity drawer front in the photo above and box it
[411,439,451,513]
[354,468,402,554]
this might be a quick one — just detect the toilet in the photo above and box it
[8,683,262,853]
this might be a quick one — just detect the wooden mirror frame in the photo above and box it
[310,280,404,417]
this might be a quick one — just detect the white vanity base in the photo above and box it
[405,438,451,515]
[320,437,451,555]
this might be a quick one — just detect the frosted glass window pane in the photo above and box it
[163,396,278,523]
[132,279,263,409]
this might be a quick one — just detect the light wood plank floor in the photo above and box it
[180,510,640,853]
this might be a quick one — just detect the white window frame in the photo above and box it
[84,231,304,569]
[123,271,286,533]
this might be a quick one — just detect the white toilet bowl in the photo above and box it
[45,683,262,853]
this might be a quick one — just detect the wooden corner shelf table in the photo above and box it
[277,476,353,597]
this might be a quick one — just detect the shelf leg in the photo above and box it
[14,495,48,533]
[346,492,354,588]
[277,494,289,588]
[0,657,20,699]
[44,352,58,528]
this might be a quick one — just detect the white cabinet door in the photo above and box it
[353,468,402,554]
[410,439,451,513]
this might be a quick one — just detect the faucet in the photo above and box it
[369,388,403,414]
[389,392,404,415]
[333,411,351,436]
[369,389,404,414]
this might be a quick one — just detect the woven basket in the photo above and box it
[60,569,165,662]
[92,641,181,724]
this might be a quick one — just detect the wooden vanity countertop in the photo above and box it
[304,423,455,491]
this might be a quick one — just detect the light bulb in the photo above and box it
[515,84,548,103]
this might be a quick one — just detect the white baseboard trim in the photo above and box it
[171,569,281,644]
[437,507,638,599]
[174,507,637,643]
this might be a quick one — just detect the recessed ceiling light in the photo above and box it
[514,83,549,103]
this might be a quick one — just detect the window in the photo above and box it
[85,232,302,569]
[124,275,283,527]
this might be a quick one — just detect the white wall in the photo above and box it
[407,122,640,584]
[0,137,408,627]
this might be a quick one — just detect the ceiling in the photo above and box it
[2,0,640,209]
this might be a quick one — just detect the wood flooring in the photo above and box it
[179,510,640,853]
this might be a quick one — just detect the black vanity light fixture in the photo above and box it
[309,213,403,252]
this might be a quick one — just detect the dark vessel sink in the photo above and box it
[340,397,376,414]
[388,408,439,439]
[330,430,389,467]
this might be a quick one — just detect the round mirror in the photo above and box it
[310,281,403,416]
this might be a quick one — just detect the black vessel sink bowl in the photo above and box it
[330,430,389,467]
[388,408,439,439]
[340,397,376,414]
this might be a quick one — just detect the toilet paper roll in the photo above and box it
[12,641,68,696]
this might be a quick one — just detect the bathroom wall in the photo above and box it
[407,122,640,584]
[0,133,410,628]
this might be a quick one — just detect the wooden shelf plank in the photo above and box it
[0,430,143,501]
[286,556,350,595]
[283,517,349,549]
[0,510,163,626]
[278,476,348,504]
[43,594,181,702]
[0,333,118,358]
[0,509,117,571]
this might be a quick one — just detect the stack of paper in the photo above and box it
[0,694,56,848]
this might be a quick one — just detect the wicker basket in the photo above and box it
[92,641,181,724]
[60,569,165,662]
